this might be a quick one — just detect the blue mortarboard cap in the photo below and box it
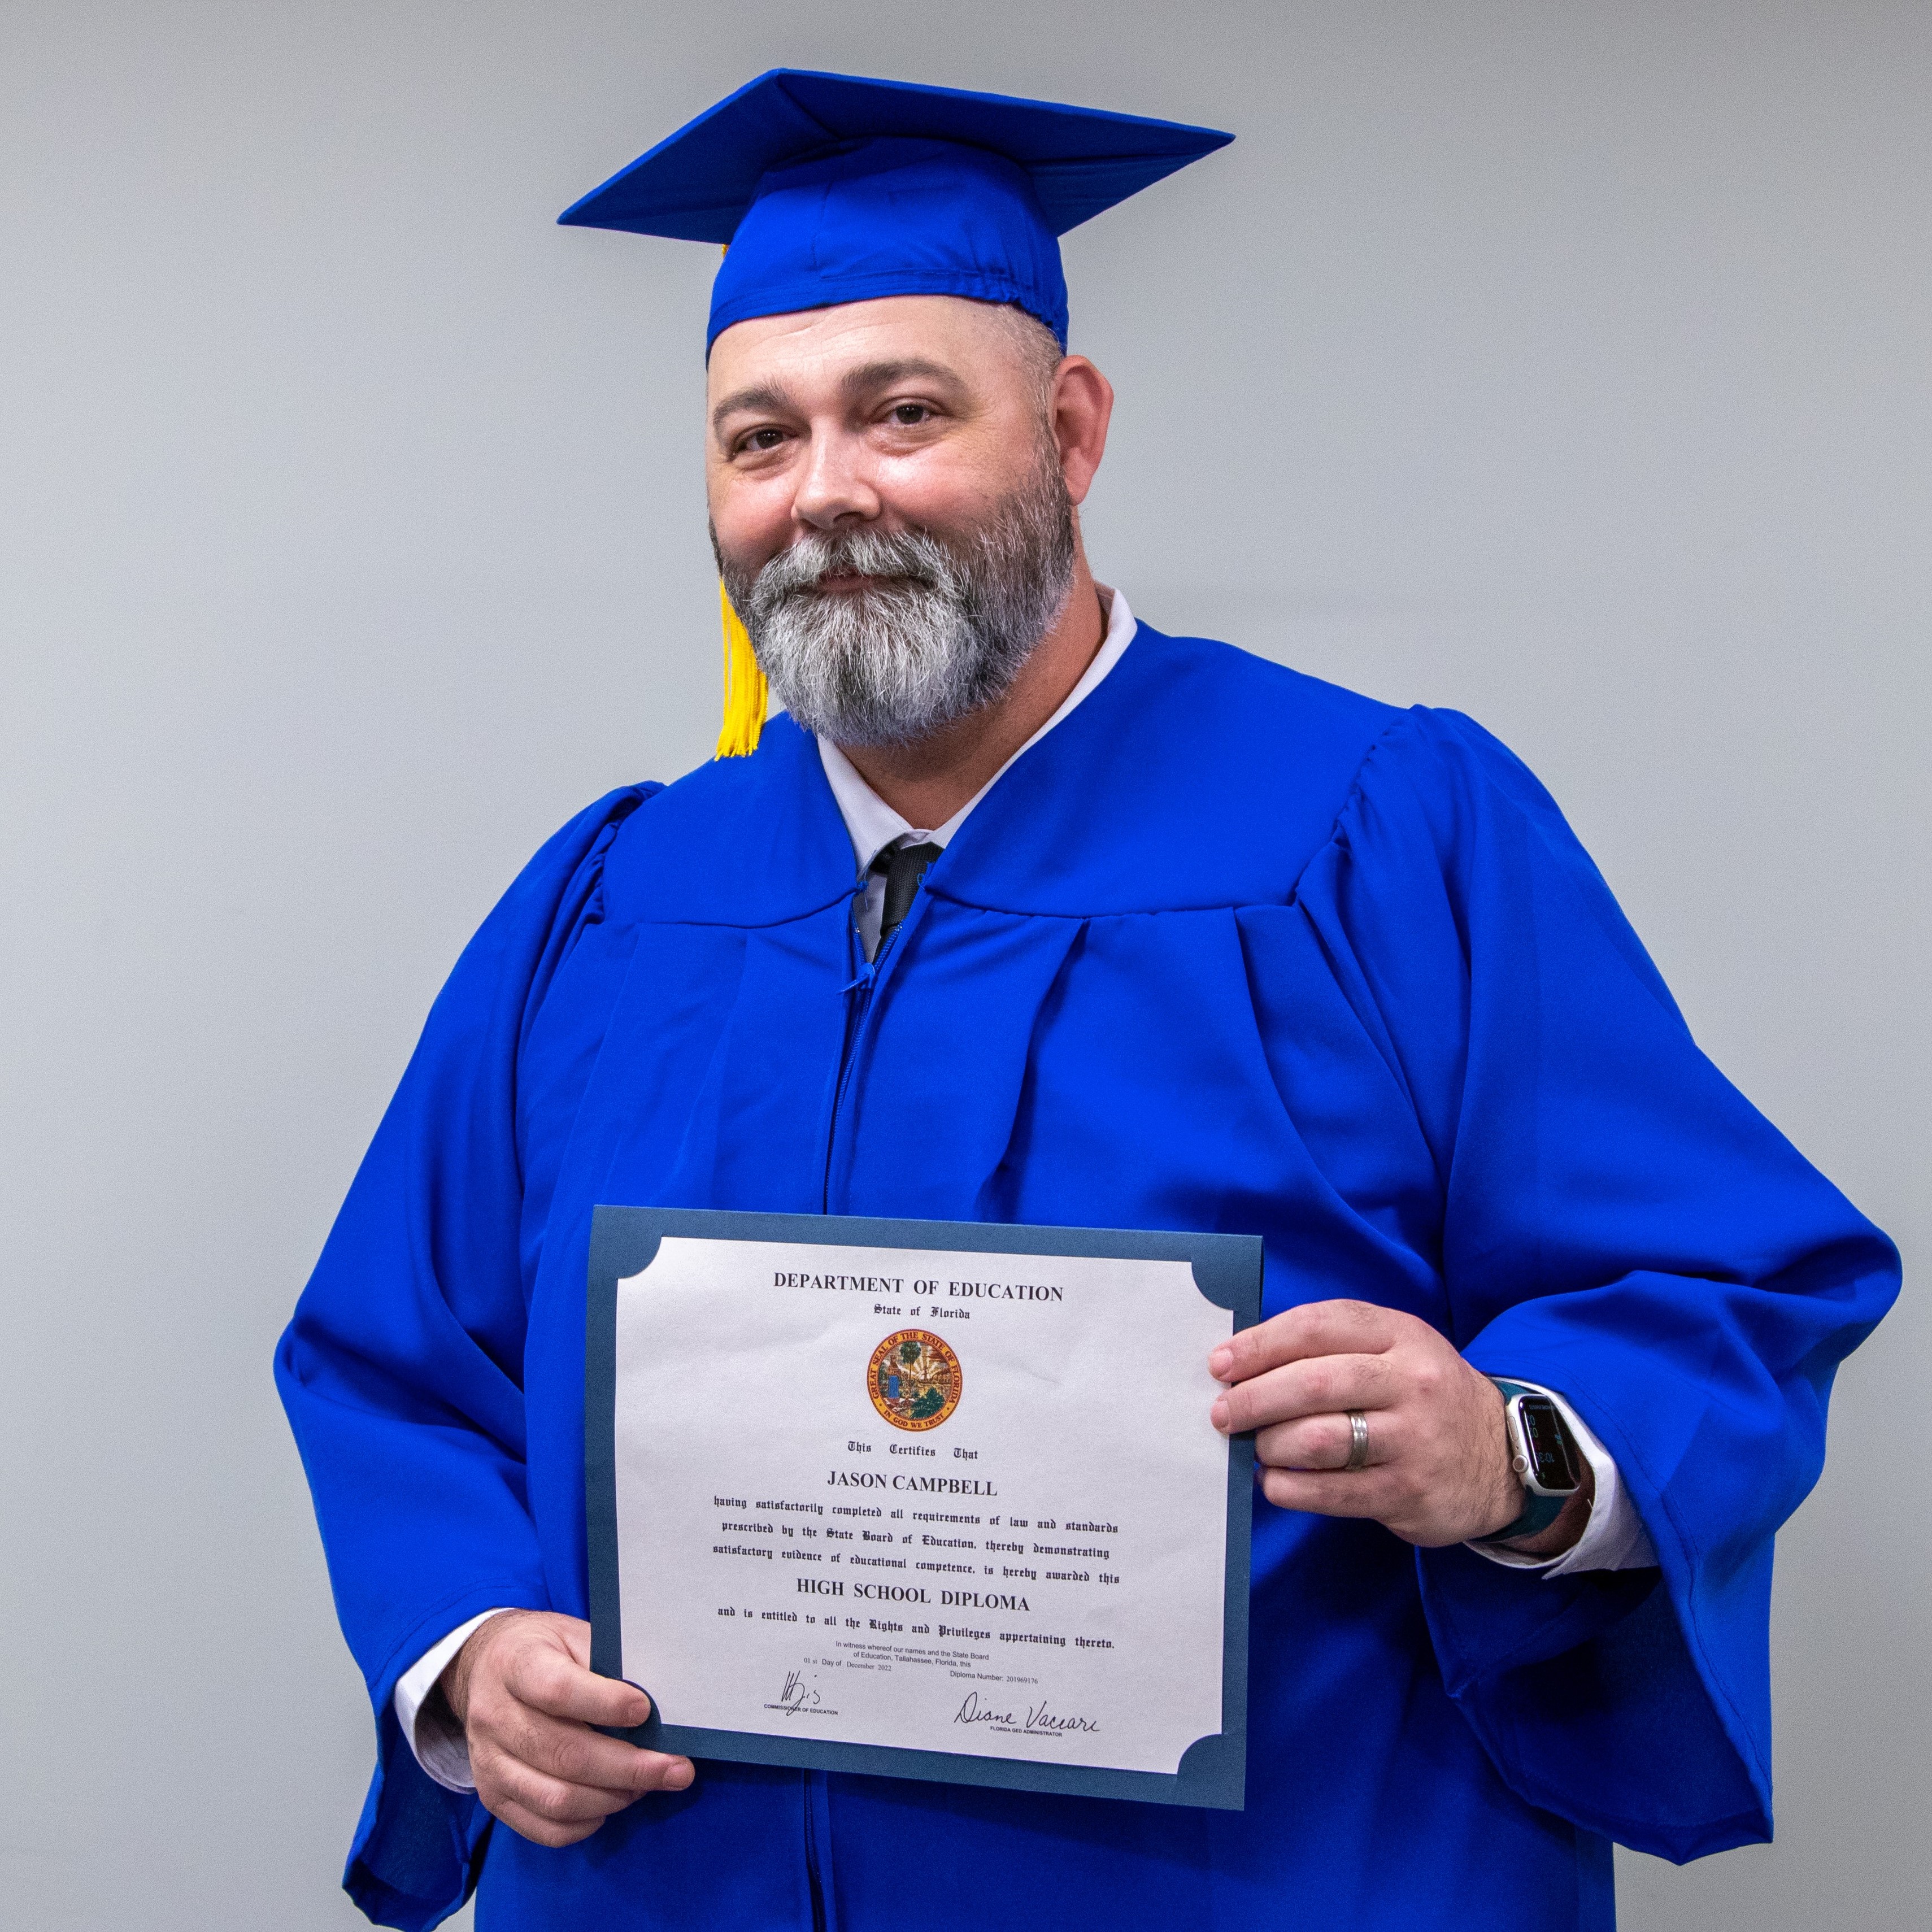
[559,69,1232,350]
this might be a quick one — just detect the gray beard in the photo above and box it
[716,465,1077,748]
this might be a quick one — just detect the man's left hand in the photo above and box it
[1208,1300,1590,1552]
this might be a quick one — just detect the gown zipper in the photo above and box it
[824,897,899,1212]
[824,833,950,1206]
[802,1766,829,1931]
[824,958,875,1213]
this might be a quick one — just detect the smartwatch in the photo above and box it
[1485,1379,1584,1542]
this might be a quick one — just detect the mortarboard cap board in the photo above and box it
[559,69,1233,351]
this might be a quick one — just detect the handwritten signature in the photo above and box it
[768,1670,826,1718]
[954,1691,1099,1735]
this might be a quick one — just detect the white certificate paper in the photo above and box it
[585,1208,1259,1809]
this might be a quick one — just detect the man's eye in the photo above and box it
[739,428,787,453]
[889,403,931,426]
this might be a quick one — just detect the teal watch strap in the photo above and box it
[1487,1489,1569,1541]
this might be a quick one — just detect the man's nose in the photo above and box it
[791,430,882,531]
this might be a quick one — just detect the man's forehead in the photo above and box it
[707,295,1011,398]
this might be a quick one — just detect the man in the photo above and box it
[278,71,1898,1932]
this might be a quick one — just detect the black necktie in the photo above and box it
[871,841,943,952]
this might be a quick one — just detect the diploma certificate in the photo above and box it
[586,1208,1259,1809]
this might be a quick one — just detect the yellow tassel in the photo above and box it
[710,238,765,760]
[714,578,768,758]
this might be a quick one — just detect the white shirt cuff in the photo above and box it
[392,1608,519,1792]
[1468,1383,1658,1576]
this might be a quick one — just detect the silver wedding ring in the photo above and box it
[1343,1409,1370,1472]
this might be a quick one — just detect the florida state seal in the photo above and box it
[867,1329,963,1431]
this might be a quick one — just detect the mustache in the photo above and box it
[740,527,963,611]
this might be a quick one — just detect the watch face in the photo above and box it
[1518,1397,1581,1493]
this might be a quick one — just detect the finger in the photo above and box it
[504,1642,654,1729]
[490,1793,608,1850]
[1256,1466,1403,1521]
[490,1707,680,1794]
[482,1751,641,1830]
[1211,1352,1396,1435]
[1208,1300,1402,1385]
[1253,1408,1398,1473]
[482,1735,692,1815]
[633,1751,695,1796]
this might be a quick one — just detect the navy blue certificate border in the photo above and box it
[586,1206,1259,1812]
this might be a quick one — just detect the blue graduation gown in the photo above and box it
[276,623,1898,1932]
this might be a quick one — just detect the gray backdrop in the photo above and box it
[2,3,1924,1926]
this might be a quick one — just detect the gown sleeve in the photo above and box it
[1296,708,1899,1863]
[275,782,655,1930]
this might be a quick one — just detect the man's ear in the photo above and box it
[1051,357,1114,507]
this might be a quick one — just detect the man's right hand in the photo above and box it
[437,1609,694,1847]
